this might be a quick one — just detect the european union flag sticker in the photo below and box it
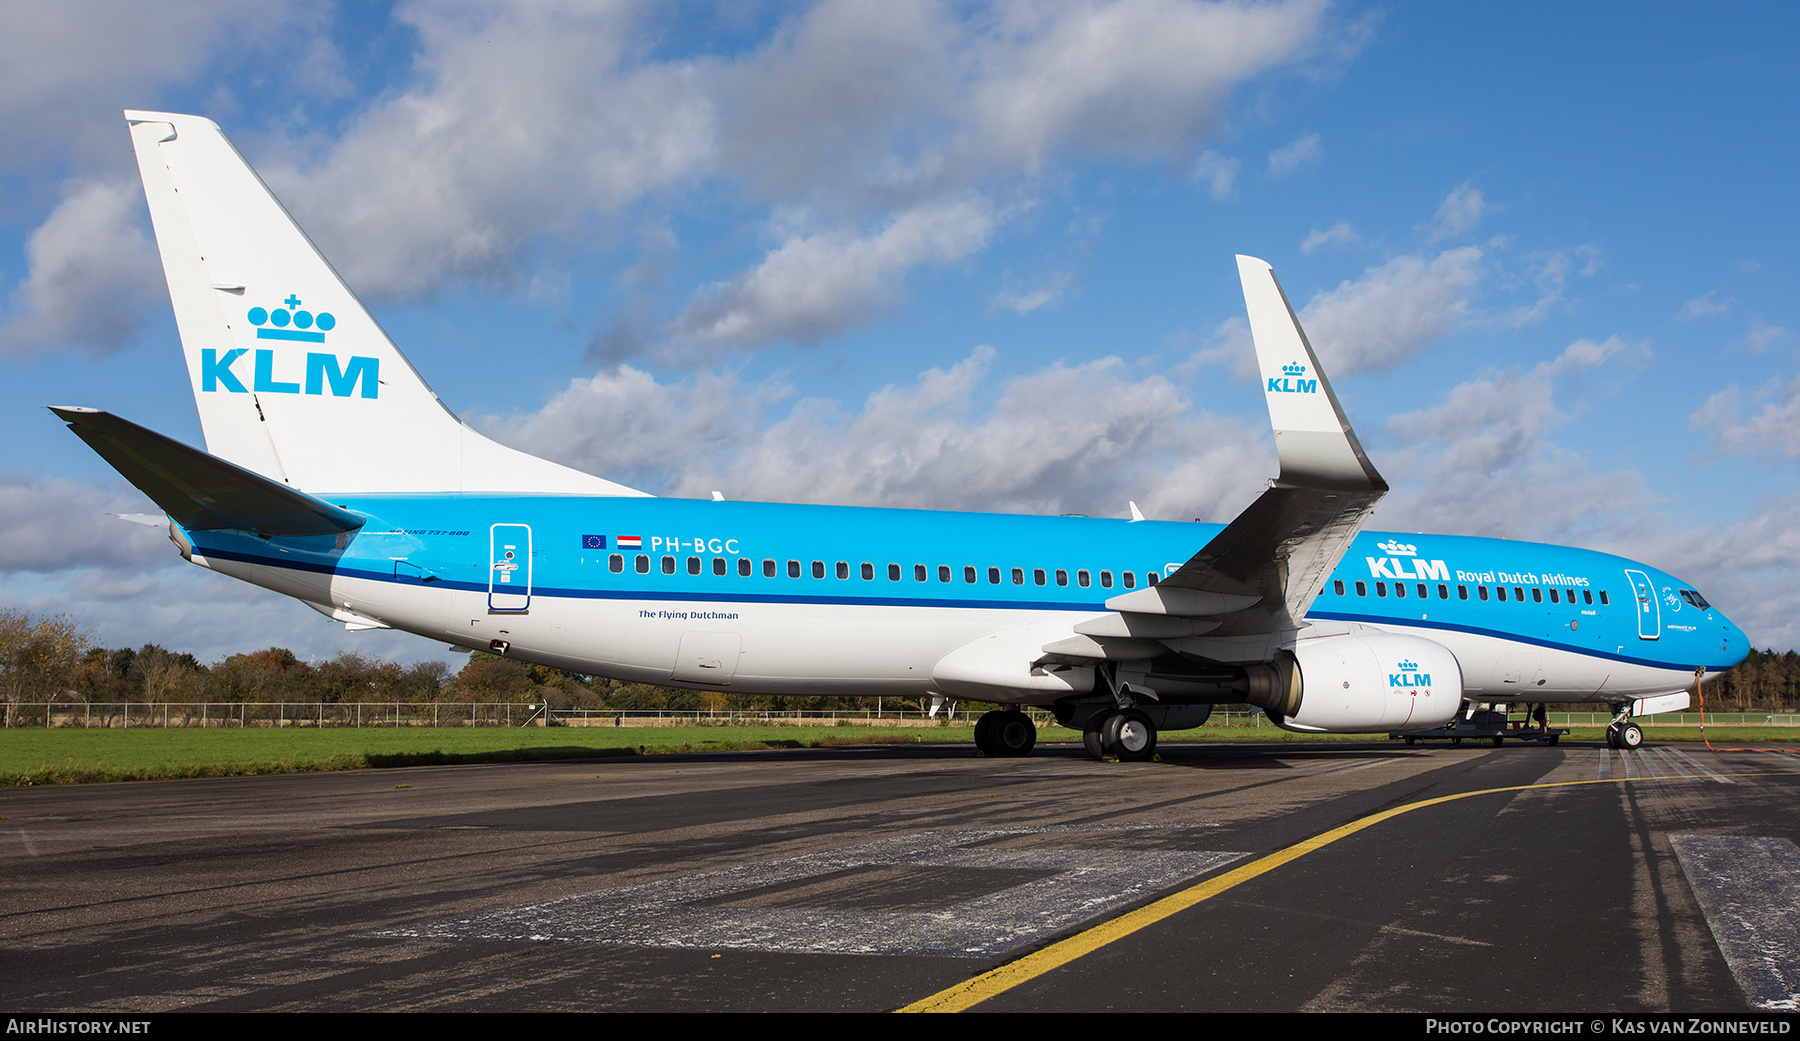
[582,534,606,550]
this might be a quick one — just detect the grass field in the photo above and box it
[0,722,1791,786]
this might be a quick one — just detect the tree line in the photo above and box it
[4,608,1798,714]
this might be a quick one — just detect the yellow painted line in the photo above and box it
[896,769,1785,1013]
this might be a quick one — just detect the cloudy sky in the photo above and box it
[2,1,1797,666]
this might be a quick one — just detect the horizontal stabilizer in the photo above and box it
[51,407,365,537]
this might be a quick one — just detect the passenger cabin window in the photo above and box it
[1478,585,1489,601]
[788,559,801,578]
[1147,572,1159,586]
[1437,583,1449,599]
[1012,567,1025,585]
[636,554,650,574]
[1055,569,1068,587]
[662,555,676,574]
[1034,569,1046,586]
[1101,571,1114,589]
[1376,581,1387,597]
[812,560,825,579]
[1514,586,1525,601]
[861,562,874,580]
[1333,579,1345,596]
[687,556,701,575]
[965,566,978,584]
[763,559,777,578]
[1458,584,1468,600]
[1122,572,1136,589]
[1531,587,1542,603]
[1395,582,1406,598]
[989,567,1001,584]
[739,558,752,577]
[1496,586,1507,601]
[1355,580,1367,596]
[713,557,726,576]
[1419,583,1429,598]
[889,563,901,581]
[1599,591,1610,605]
[1077,570,1091,588]
[915,564,928,582]
[1583,590,1593,605]
[837,561,849,579]
[609,554,623,573]
[1548,589,1559,603]
[938,565,951,583]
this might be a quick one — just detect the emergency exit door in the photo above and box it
[489,524,532,612]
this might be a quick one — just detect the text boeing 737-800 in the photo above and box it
[53,111,1748,759]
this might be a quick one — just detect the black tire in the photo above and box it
[1451,737,1462,747]
[973,710,998,755]
[1547,734,1560,746]
[1083,723,1107,761]
[1606,724,1621,749]
[1620,722,1643,749]
[991,712,1037,757]
[1101,708,1157,762]
[1492,735,1504,747]
[1404,735,1416,746]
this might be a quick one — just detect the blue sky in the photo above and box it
[3,1,1797,665]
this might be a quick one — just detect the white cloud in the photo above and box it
[480,347,1272,523]
[669,198,997,351]
[0,179,166,357]
[1267,132,1321,177]
[1297,247,1484,375]
[0,473,168,573]
[1300,220,1358,255]
[1191,150,1240,200]
[1690,375,1800,461]
[1745,320,1788,353]
[1677,291,1732,321]
[992,271,1075,315]
[1378,337,1655,552]
[1426,182,1485,241]
[0,1,301,170]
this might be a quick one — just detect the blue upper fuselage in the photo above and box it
[186,494,1751,674]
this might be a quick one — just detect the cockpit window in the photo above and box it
[1680,589,1711,610]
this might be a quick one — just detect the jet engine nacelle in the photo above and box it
[1240,632,1463,733]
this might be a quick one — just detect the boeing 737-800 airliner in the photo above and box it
[54,111,1749,760]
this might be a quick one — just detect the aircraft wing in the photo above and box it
[1062,256,1386,654]
[51,406,366,537]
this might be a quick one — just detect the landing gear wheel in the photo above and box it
[990,711,1037,757]
[1606,723,1624,749]
[1547,734,1560,746]
[1101,709,1157,762]
[1451,737,1462,747]
[1404,735,1416,746]
[1619,722,1643,749]
[1082,721,1108,761]
[1492,735,1504,747]
[973,710,999,755]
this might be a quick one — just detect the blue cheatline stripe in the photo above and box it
[1307,608,1731,673]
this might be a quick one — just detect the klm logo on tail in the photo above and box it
[1268,361,1318,394]
[201,293,378,398]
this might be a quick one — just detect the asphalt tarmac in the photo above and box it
[2,738,1796,1012]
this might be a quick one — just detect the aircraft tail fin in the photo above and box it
[123,110,645,498]
[51,406,365,537]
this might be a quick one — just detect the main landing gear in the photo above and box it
[1084,708,1158,762]
[973,709,1038,757]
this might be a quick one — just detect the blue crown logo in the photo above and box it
[247,294,336,343]
[1281,361,1306,376]
[1397,659,1419,671]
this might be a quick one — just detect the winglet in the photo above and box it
[1236,255,1385,492]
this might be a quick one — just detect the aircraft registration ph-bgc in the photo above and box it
[56,111,1749,759]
